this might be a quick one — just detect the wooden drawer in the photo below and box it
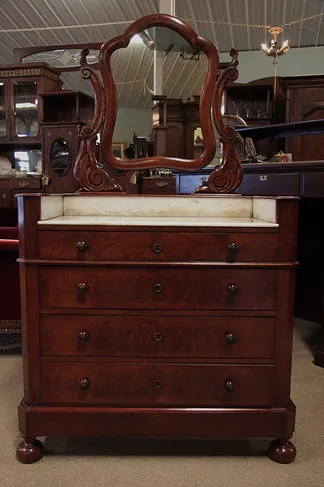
[38,231,278,262]
[141,177,176,194]
[237,173,300,196]
[177,172,300,196]
[301,171,324,198]
[40,315,275,359]
[9,179,41,189]
[39,267,277,310]
[41,362,274,406]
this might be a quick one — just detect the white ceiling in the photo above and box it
[1,0,324,108]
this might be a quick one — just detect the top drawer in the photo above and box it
[38,231,278,263]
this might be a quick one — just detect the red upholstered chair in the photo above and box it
[0,226,21,351]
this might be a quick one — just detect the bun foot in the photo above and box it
[16,438,44,464]
[268,436,296,464]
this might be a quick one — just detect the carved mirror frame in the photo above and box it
[75,14,242,193]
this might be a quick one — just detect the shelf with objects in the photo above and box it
[224,77,286,160]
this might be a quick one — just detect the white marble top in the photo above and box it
[38,215,278,227]
[38,194,279,227]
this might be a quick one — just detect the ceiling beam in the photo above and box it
[225,0,235,50]
[315,0,324,46]
[245,0,252,51]
[153,0,176,96]
[298,0,306,48]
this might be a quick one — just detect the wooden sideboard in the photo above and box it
[176,161,324,367]
[283,77,324,162]
[151,96,203,160]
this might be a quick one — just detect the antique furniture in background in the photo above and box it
[0,63,61,143]
[16,14,298,465]
[40,91,94,194]
[0,63,62,212]
[151,96,203,159]
[283,76,324,162]
[224,77,286,160]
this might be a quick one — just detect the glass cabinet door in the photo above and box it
[13,80,38,138]
[0,81,9,139]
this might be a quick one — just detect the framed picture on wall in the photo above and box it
[112,142,126,159]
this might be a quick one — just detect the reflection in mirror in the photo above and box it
[111,26,208,164]
[50,138,70,176]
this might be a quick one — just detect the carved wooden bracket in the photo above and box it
[73,49,123,192]
[195,49,243,194]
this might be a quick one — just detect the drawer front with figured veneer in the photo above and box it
[39,267,277,311]
[40,315,275,359]
[41,362,274,407]
[10,179,41,189]
[38,231,278,263]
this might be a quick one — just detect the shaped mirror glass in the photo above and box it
[94,15,219,171]
[111,27,208,163]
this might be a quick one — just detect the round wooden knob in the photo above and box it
[153,379,162,389]
[78,331,89,342]
[79,378,90,390]
[77,283,88,294]
[225,380,235,392]
[225,333,237,344]
[152,243,162,253]
[228,284,238,296]
[228,242,239,253]
[77,241,89,252]
[153,331,163,342]
[153,283,163,293]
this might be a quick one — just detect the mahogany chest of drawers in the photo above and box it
[16,194,298,464]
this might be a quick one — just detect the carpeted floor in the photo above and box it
[1,319,324,487]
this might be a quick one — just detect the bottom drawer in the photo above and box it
[41,362,274,407]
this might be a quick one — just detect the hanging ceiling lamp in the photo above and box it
[261,26,290,58]
[261,26,290,96]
